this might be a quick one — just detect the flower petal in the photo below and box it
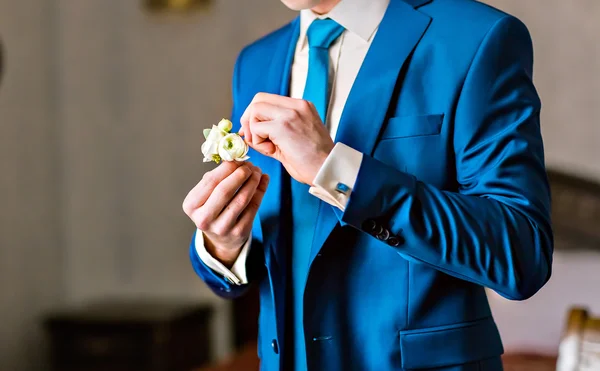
[218,145,234,161]
[206,125,227,143]
[201,140,219,158]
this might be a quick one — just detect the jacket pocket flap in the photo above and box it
[400,317,504,369]
[381,114,444,139]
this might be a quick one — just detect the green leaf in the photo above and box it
[203,128,211,139]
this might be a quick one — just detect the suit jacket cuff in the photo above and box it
[309,142,363,211]
[194,229,250,285]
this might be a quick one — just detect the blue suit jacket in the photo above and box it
[190,0,553,369]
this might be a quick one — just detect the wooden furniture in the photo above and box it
[502,353,557,371]
[44,299,213,371]
[548,170,600,251]
[556,307,600,371]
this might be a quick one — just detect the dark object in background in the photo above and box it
[547,169,600,250]
[44,299,213,371]
[197,341,259,371]
[144,0,210,13]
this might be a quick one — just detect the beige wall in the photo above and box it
[0,0,599,369]
[0,0,63,370]
[55,0,293,303]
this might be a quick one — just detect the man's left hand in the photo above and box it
[240,93,334,186]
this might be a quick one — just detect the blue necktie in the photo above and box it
[290,18,344,371]
[302,18,345,122]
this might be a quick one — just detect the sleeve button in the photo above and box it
[362,219,377,232]
[373,224,384,236]
[271,339,279,354]
[377,229,390,241]
[387,236,404,247]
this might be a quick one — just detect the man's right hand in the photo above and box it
[182,161,269,267]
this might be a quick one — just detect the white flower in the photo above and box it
[201,119,249,164]
[217,118,233,132]
[201,125,228,163]
[218,133,250,162]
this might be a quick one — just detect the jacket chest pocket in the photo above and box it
[379,113,444,140]
[373,113,447,184]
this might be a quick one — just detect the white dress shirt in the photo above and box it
[195,0,390,284]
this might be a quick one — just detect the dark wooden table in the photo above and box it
[502,353,557,371]
[198,342,259,371]
[44,299,213,371]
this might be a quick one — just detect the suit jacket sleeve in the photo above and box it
[189,47,266,299]
[338,16,553,301]
[190,230,265,299]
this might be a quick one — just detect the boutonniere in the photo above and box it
[201,119,250,164]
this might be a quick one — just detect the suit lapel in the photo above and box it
[259,17,300,271]
[334,0,432,155]
[309,0,432,266]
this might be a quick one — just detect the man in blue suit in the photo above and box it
[182,0,553,369]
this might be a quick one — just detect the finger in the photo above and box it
[212,167,262,231]
[251,118,266,146]
[235,174,270,232]
[240,93,271,124]
[245,102,285,146]
[305,99,319,118]
[241,93,302,124]
[245,100,294,154]
[247,102,289,126]
[250,118,281,142]
[183,161,245,214]
[240,97,262,143]
[245,119,277,157]
[248,102,292,142]
[240,111,253,145]
[193,164,254,225]
[251,92,304,110]
[240,101,253,128]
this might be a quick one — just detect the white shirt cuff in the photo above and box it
[309,143,363,211]
[194,230,250,285]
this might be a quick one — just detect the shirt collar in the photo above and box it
[297,0,390,49]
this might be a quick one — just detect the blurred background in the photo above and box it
[0,0,598,370]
